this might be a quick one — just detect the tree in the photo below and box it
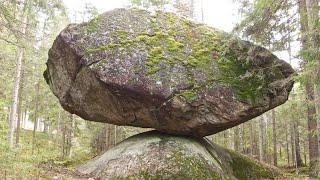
[1,0,66,149]
[300,0,320,177]
[259,115,265,162]
[234,126,240,151]
[293,119,303,167]
[6,0,30,148]
[272,109,277,166]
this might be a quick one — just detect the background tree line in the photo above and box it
[0,0,319,178]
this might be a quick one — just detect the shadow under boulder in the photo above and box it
[77,131,280,179]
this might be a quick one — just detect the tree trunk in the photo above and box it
[69,114,75,158]
[249,121,254,156]
[259,115,265,162]
[234,126,240,151]
[7,48,25,148]
[241,124,245,153]
[56,111,61,145]
[62,113,73,158]
[190,0,194,18]
[290,124,296,167]
[265,114,270,164]
[286,126,290,166]
[200,0,204,22]
[223,130,228,147]
[304,139,307,165]
[272,109,277,166]
[294,120,303,167]
[306,81,319,175]
[299,0,319,176]
[43,117,49,133]
[32,81,40,154]
[15,61,26,146]
[15,108,22,146]
[306,0,320,170]
[7,1,28,148]
[316,85,320,144]
[62,121,66,158]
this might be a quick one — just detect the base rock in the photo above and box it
[77,131,280,179]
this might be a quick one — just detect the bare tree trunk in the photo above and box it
[62,113,73,158]
[62,122,66,158]
[223,130,228,147]
[200,0,204,22]
[259,115,264,162]
[56,111,61,145]
[272,110,277,166]
[306,81,319,175]
[304,140,307,165]
[234,126,240,151]
[43,117,49,133]
[279,145,282,160]
[300,0,319,177]
[290,124,296,167]
[190,0,194,18]
[316,85,320,145]
[241,124,245,153]
[8,49,25,147]
[15,62,26,146]
[249,121,254,156]
[286,126,290,166]
[265,114,270,164]
[69,114,74,158]
[15,108,22,146]
[7,1,28,148]
[294,120,303,167]
[32,81,40,154]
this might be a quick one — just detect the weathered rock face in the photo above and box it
[77,131,280,179]
[44,8,295,137]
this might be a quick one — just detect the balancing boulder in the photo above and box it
[44,8,295,137]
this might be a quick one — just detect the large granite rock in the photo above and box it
[77,131,280,179]
[44,8,294,137]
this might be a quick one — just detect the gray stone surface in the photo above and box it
[44,8,295,136]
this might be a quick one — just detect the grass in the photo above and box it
[0,122,94,179]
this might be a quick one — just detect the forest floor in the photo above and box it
[0,126,93,179]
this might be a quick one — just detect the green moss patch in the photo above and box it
[226,149,279,179]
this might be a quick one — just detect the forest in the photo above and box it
[0,0,319,179]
